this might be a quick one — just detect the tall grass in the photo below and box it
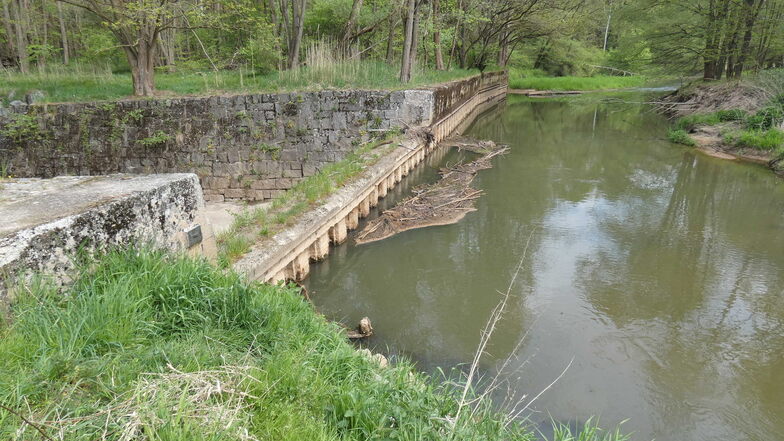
[0,248,627,440]
[0,58,477,104]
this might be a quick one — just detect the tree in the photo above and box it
[399,0,417,82]
[279,0,307,69]
[58,0,189,95]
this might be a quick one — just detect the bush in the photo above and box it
[745,105,784,130]
[668,129,696,146]
[675,113,721,131]
[716,109,747,122]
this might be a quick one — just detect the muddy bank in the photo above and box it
[661,80,772,117]
[689,124,781,169]
[663,81,784,175]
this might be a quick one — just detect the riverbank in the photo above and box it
[663,70,784,175]
[0,248,626,441]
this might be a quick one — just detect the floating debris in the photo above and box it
[355,137,508,245]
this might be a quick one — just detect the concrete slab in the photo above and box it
[202,201,270,236]
[1,174,197,237]
[0,173,212,299]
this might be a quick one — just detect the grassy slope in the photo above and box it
[0,62,477,104]
[508,75,645,91]
[0,249,627,441]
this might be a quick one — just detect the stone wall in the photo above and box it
[0,173,213,299]
[0,72,506,202]
[234,72,508,284]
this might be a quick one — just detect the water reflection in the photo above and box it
[306,97,784,441]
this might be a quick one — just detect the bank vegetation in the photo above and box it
[0,248,627,441]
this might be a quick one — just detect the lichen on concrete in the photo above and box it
[0,173,209,300]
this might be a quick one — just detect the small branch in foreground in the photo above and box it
[0,403,54,441]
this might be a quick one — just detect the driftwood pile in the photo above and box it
[355,137,508,245]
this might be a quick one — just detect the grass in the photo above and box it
[216,132,399,267]
[0,62,478,104]
[674,109,747,131]
[668,95,784,154]
[508,74,645,91]
[667,129,696,146]
[0,248,628,441]
[724,128,784,153]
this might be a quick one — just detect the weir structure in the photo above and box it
[233,72,507,284]
[0,71,507,294]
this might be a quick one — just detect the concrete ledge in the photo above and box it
[0,173,215,298]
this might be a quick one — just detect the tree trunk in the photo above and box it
[340,0,363,55]
[1,0,16,58]
[285,0,306,69]
[56,0,69,64]
[718,4,744,80]
[38,0,47,70]
[123,35,157,96]
[385,10,396,64]
[399,0,415,82]
[703,0,721,80]
[733,0,760,78]
[410,4,419,70]
[10,0,28,73]
[432,0,444,70]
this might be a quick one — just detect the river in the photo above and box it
[304,95,784,441]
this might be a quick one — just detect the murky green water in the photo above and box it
[305,96,784,441]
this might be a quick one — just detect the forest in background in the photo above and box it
[1,0,783,97]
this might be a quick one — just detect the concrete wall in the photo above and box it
[0,173,215,299]
[233,72,508,283]
[0,72,506,202]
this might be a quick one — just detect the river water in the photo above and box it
[304,95,784,441]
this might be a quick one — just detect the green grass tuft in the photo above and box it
[667,129,696,146]
[724,128,784,153]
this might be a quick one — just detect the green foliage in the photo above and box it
[508,73,645,91]
[547,418,630,441]
[673,109,747,131]
[0,248,623,440]
[0,113,44,143]
[667,129,696,146]
[745,105,784,131]
[0,63,476,103]
[724,128,784,152]
[254,142,282,160]
[138,130,173,147]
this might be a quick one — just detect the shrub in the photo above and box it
[668,129,696,146]
[716,109,747,122]
[137,130,172,147]
[675,113,721,130]
[745,105,784,131]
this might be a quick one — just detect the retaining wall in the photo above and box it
[0,72,505,203]
[233,72,507,283]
